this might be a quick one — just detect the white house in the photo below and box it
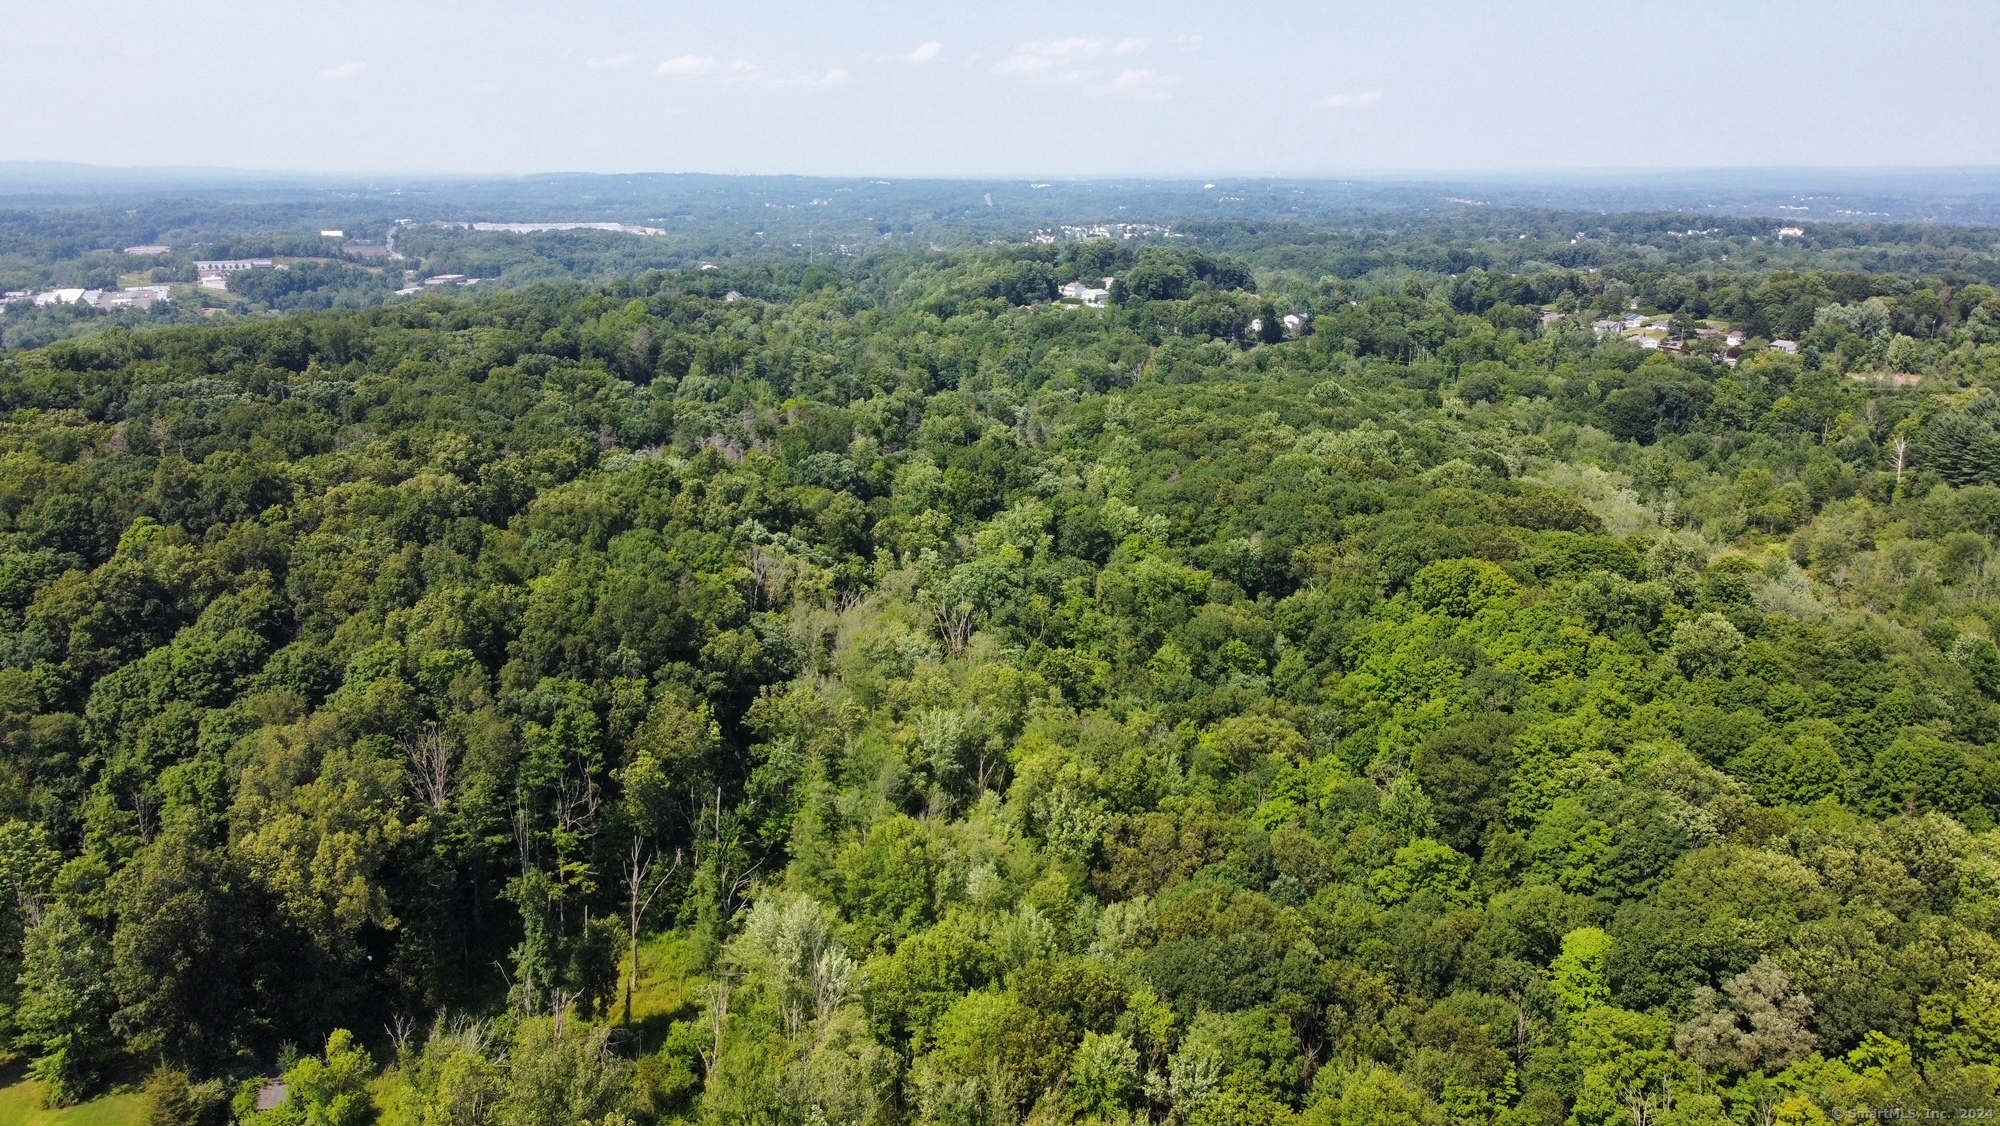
[1058,277,1113,307]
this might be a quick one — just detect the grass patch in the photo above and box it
[617,930,708,1051]
[0,1070,147,1126]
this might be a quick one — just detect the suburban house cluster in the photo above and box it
[1588,311,1784,365]
[0,229,415,315]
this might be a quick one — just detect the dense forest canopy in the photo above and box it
[0,229,1998,1126]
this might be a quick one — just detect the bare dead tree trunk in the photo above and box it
[702,980,730,1084]
[934,601,974,656]
[139,795,159,843]
[386,1014,415,1061]
[408,722,451,810]
[750,550,775,608]
[624,840,682,1026]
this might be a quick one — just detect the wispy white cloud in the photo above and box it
[765,67,849,89]
[1316,90,1384,109]
[1174,35,1204,52]
[319,61,366,79]
[658,54,720,77]
[1111,68,1180,101]
[659,54,846,90]
[906,41,943,63]
[994,37,1110,81]
[587,52,634,70]
[994,38,1178,99]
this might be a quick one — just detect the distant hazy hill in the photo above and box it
[4,163,2000,225]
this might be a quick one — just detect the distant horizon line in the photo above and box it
[7,159,2000,187]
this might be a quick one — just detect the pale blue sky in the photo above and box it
[7,0,1999,177]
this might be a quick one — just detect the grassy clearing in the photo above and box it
[0,1073,146,1126]
[617,931,707,1050]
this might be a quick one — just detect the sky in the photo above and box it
[7,0,2000,178]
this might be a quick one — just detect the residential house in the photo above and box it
[1058,277,1113,307]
